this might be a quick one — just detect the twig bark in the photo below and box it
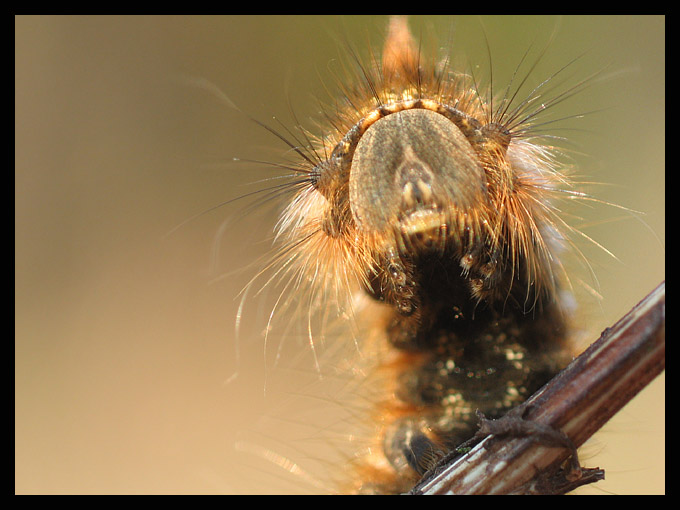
[409,280,665,495]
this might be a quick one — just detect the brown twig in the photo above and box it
[409,280,665,495]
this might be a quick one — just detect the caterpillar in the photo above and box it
[219,15,665,495]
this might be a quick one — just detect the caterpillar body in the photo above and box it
[227,16,627,494]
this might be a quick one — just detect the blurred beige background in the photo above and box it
[16,15,664,494]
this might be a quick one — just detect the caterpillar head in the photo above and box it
[272,16,580,341]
